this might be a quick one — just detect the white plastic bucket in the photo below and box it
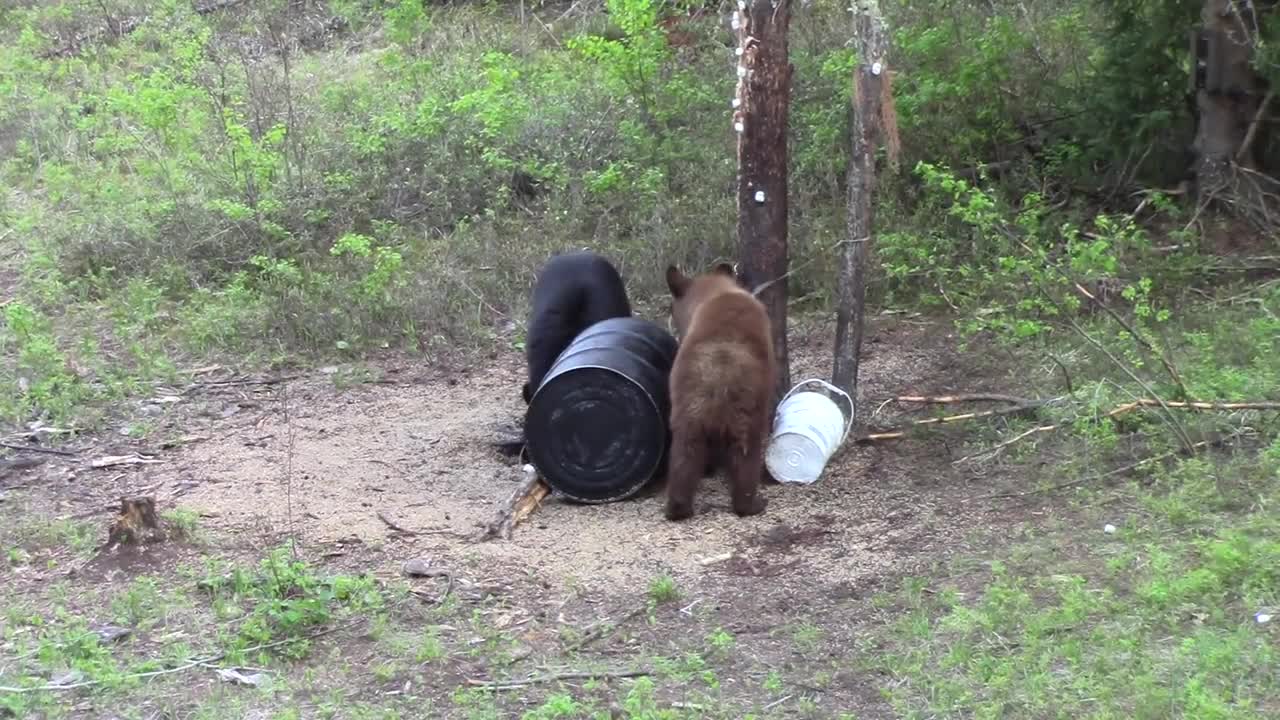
[765,378,854,485]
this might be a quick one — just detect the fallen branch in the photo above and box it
[860,400,1053,440]
[893,393,1042,406]
[377,511,417,536]
[184,375,300,393]
[565,605,650,652]
[976,433,1236,501]
[473,470,551,542]
[953,424,1057,465]
[855,395,1279,445]
[466,667,651,691]
[0,442,77,457]
[1107,399,1280,413]
[0,620,358,694]
[90,453,161,469]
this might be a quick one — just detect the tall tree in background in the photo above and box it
[734,0,792,405]
[833,1,895,400]
[1190,0,1278,229]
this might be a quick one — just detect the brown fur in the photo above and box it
[663,263,776,521]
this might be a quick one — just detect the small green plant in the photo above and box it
[521,693,581,720]
[415,627,446,663]
[161,508,201,541]
[763,670,784,694]
[199,546,384,657]
[706,627,734,659]
[647,574,679,605]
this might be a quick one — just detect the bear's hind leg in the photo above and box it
[726,434,767,517]
[664,431,707,521]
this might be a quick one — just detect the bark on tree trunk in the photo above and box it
[734,0,792,406]
[1190,0,1279,227]
[833,1,890,399]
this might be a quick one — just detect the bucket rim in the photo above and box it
[525,364,667,499]
[779,378,855,446]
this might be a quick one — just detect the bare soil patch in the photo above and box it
[1,313,1038,718]
[91,316,1005,591]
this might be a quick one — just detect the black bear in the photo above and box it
[522,251,633,403]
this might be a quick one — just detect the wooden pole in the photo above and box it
[833,0,891,399]
[734,0,793,406]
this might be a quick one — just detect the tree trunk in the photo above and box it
[833,1,891,400]
[1190,0,1279,228]
[734,0,792,406]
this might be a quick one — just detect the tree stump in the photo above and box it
[106,496,166,548]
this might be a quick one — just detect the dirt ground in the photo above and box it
[1,313,1035,717]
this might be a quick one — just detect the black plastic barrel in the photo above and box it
[524,317,679,504]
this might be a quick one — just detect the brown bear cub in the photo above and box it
[663,263,776,521]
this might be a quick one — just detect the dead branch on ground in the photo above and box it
[473,471,551,542]
[0,442,77,457]
[856,395,1280,445]
[465,667,652,691]
[953,424,1058,465]
[0,619,359,694]
[377,512,417,536]
[565,604,650,652]
[976,432,1242,501]
[892,393,1048,406]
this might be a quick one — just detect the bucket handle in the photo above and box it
[780,378,856,446]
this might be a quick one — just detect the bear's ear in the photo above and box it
[666,265,690,297]
[712,262,736,278]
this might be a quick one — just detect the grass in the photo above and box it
[2,1,1278,718]
[868,446,1280,719]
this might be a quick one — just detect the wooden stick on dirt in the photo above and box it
[0,619,359,694]
[473,470,551,542]
[465,667,651,691]
[856,395,1279,445]
[976,433,1238,501]
[0,442,77,457]
[893,393,1044,406]
[377,512,417,536]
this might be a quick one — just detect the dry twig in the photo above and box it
[377,512,417,536]
[0,620,358,694]
[0,442,76,457]
[473,471,551,542]
[565,605,650,652]
[465,667,651,691]
[857,394,1278,445]
[976,434,1237,501]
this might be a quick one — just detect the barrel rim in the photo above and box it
[525,363,668,503]
[532,340,674,408]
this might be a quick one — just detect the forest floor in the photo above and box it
[0,313,1063,719]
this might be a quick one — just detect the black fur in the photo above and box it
[523,251,633,403]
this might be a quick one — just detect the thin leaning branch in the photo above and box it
[1072,282,1190,399]
[1063,315,1197,453]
